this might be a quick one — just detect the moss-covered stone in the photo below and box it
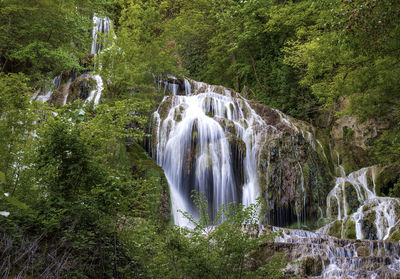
[361,210,377,240]
[327,220,342,238]
[356,245,371,257]
[344,182,361,215]
[173,105,185,122]
[258,132,332,228]
[334,140,370,174]
[157,97,172,120]
[67,74,96,103]
[328,196,339,219]
[343,218,356,239]
[301,256,323,277]
[388,224,400,242]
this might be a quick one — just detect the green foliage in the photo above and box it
[99,0,180,99]
[119,193,286,279]
[164,0,320,120]
[0,73,37,185]
[0,0,103,82]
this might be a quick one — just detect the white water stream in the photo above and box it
[319,166,400,241]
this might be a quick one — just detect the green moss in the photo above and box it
[334,141,370,174]
[301,256,322,277]
[205,111,214,118]
[226,133,246,157]
[174,106,184,122]
[361,210,377,240]
[328,220,342,238]
[0,171,5,184]
[344,182,361,215]
[342,126,354,142]
[343,218,356,239]
[329,196,339,218]
[388,228,400,242]
[126,143,170,224]
[157,97,172,119]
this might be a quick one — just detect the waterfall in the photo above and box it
[153,80,272,226]
[86,74,104,105]
[32,16,109,105]
[319,166,400,240]
[91,16,112,55]
[32,75,62,103]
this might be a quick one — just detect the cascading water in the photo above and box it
[153,80,275,226]
[31,75,62,103]
[84,15,111,105]
[31,16,110,105]
[91,16,112,55]
[259,225,400,278]
[319,166,400,241]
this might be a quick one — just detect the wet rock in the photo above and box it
[344,182,361,215]
[301,256,323,276]
[258,134,331,228]
[333,140,371,174]
[257,226,400,278]
[67,73,96,103]
[356,245,371,257]
[361,210,378,240]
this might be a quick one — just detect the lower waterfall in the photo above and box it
[152,79,332,227]
[153,80,270,225]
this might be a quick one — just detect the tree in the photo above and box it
[0,0,113,84]
[99,0,180,99]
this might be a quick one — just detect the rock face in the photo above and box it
[152,78,332,227]
[66,73,96,103]
[249,103,332,228]
[255,226,400,279]
[331,114,390,150]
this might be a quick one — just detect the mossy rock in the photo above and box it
[327,220,342,238]
[344,182,361,215]
[361,210,377,240]
[334,140,370,174]
[356,245,371,257]
[375,165,400,197]
[343,218,357,239]
[226,133,246,157]
[388,224,400,242]
[301,256,323,277]
[173,105,185,122]
[157,97,172,120]
[328,196,339,219]
[67,74,96,103]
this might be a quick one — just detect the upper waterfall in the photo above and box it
[91,16,112,55]
[31,16,111,106]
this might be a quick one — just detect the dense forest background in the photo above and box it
[0,0,399,278]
